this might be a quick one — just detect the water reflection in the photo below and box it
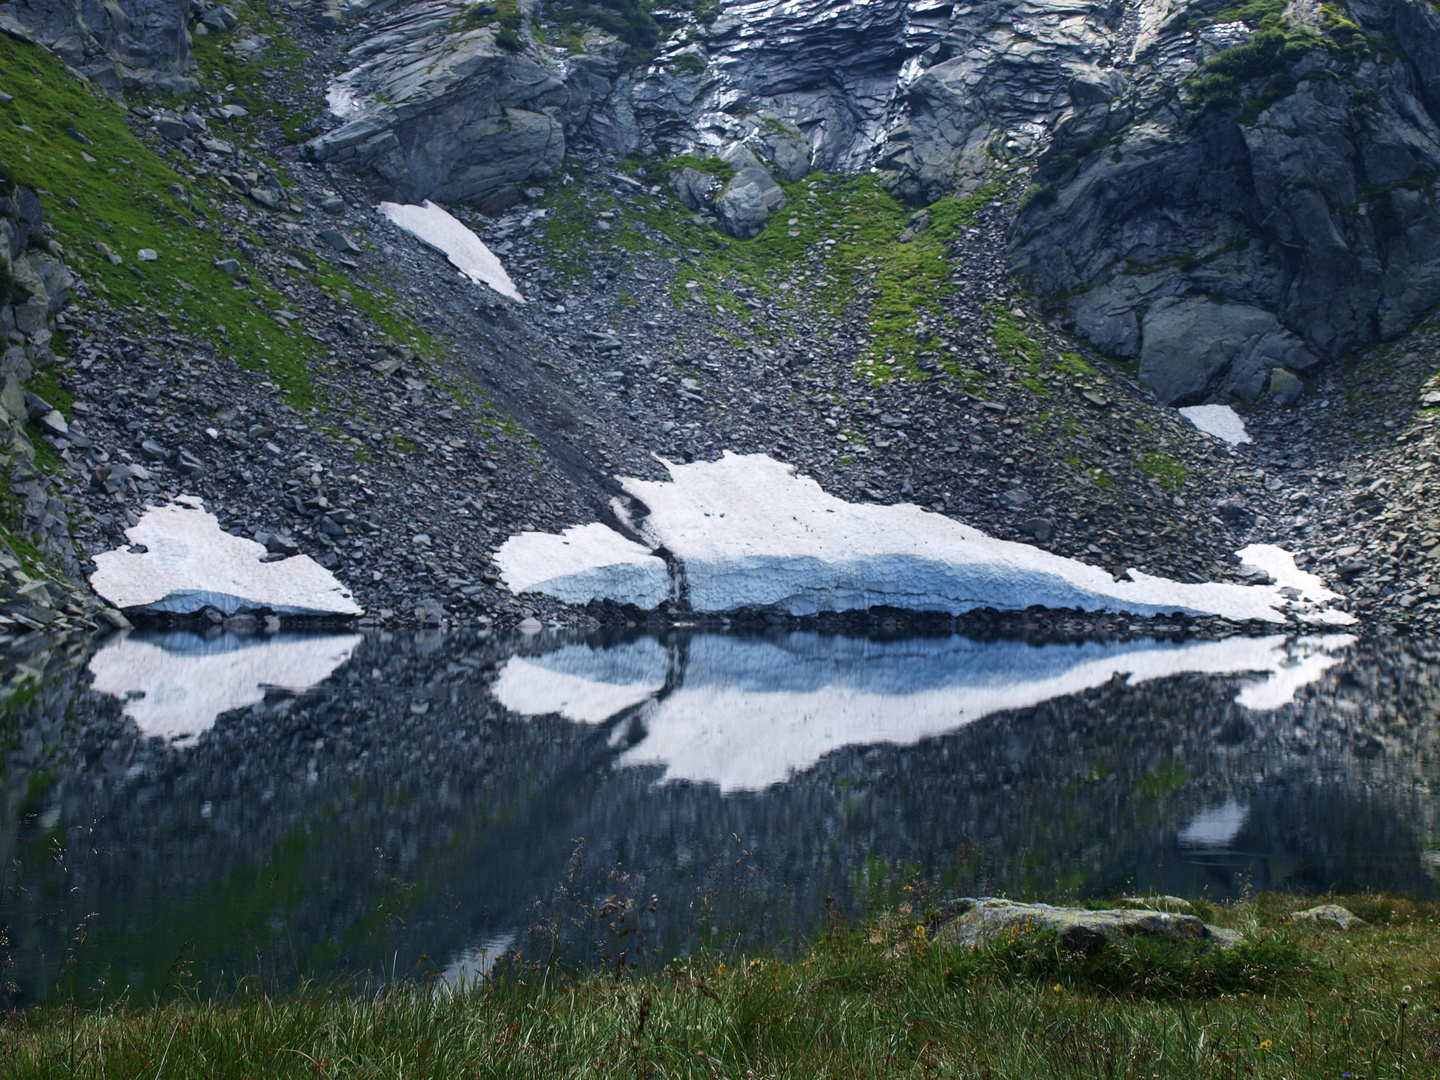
[0,626,1435,1006]
[495,634,1355,791]
[87,632,363,744]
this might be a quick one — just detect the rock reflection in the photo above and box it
[0,627,1435,1007]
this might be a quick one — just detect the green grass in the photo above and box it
[4,894,1438,1078]
[1136,450,1189,494]
[0,32,321,405]
[540,165,1007,383]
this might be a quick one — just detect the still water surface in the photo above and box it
[1,627,1436,1003]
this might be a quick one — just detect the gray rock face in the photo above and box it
[305,2,568,210]
[0,0,197,94]
[313,0,1124,207]
[1012,0,1440,401]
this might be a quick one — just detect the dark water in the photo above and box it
[0,626,1436,1004]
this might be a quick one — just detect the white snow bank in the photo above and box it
[378,200,523,302]
[493,632,1355,791]
[90,498,363,617]
[498,453,1352,624]
[88,631,362,743]
[494,522,670,609]
[1179,404,1252,445]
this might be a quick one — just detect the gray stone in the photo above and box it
[140,439,169,461]
[937,899,1243,951]
[155,116,190,141]
[715,166,785,239]
[671,167,719,211]
[1289,904,1366,931]
[1020,516,1053,542]
[319,229,361,253]
[1000,488,1033,508]
[214,258,242,275]
[1269,367,1303,406]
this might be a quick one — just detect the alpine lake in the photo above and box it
[1,624,1435,1006]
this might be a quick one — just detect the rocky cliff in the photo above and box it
[303,0,1440,404]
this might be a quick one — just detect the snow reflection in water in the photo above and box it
[494,633,1355,791]
[88,631,363,744]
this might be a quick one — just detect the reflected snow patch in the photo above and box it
[497,453,1353,625]
[378,200,523,302]
[493,632,1354,791]
[88,631,362,744]
[1177,801,1250,849]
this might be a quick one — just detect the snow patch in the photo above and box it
[1179,404,1252,445]
[378,200,523,302]
[494,633,1355,791]
[89,498,363,617]
[494,522,670,609]
[497,454,1352,625]
[325,81,364,119]
[88,631,362,744]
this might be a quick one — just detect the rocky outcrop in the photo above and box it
[1011,3,1440,404]
[0,184,114,632]
[0,0,207,94]
[305,2,568,210]
[308,0,1123,209]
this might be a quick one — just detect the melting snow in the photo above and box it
[495,453,1352,625]
[378,200,524,302]
[88,631,362,744]
[90,498,362,617]
[493,632,1355,791]
[494,522,669,609]
[1179,404,1252,445]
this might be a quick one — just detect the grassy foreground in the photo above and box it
[2,894,1438,1079]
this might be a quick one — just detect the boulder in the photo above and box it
[1269,367,1303,406]
[1138,298,1315,406]
[715,166,784,239]
[936,899,1243,950]
[1290,903,1366,930]
[671,166,719,211]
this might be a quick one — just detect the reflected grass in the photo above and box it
[5,893,1439,1078]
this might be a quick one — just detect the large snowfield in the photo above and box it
[495,453,1353,625]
